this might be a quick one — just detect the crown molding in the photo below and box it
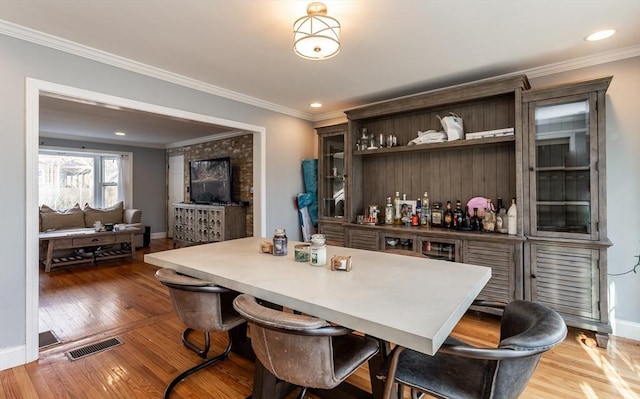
[3,20,638,125]
[522,45,640,78]
[0,20,314,121]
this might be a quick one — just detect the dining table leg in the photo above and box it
[369,339,397,399]
[248,359,296,399]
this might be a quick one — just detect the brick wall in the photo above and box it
[167,134,253,237]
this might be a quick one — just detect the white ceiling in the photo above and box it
[1,0,639,147]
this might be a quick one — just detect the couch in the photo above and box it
[39,201,145,248]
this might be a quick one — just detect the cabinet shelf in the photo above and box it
[353,135,514,156]
[536,200,590,206]
[536,166,590,172]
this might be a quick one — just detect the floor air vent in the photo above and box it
[66,337,123,361]
[39,330,61,349]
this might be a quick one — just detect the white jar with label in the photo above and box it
[310,234,327,266]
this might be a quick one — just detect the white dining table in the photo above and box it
[144,236,491,398]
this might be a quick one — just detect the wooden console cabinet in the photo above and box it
[522,77,612,345]
[339,75,530,307]
[317,74,612,342]
[173,204,247,246]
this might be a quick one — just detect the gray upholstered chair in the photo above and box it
[233,293,380,399]
[155,268,246,399]
[378,300,567,399]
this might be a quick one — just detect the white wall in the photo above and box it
[528,57,640,340]
[0,34,316,368]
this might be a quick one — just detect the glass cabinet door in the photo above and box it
[532,98,596,238]
[320,133,345,218]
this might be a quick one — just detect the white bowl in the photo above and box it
[386,238,399,247]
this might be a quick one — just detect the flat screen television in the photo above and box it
[189,157,232,204]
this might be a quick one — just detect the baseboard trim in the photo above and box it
[150,231,167,240]
[611,318,640,341]
[0,344,26,371]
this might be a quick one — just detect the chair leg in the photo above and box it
[181,328,210,359]
[295,386,308,399]
[382,346,405,399]
[164,330,234,399]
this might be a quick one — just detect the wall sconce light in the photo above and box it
[293,2,340,60]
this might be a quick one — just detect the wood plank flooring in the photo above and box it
[0,239,638,398]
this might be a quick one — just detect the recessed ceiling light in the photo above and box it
[310,102,322,108]
[115,131,126,136]
[585,29,616,42]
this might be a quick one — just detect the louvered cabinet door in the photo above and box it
[462,241,519,303]
[529,243,600,320]
[347,227,379,250]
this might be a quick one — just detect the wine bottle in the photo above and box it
[459,205,472,230]
[453,200,463,228]
[393,192,401,225]
[431,202,443,227]
[421,191,430,226]
[384,197,394,225]
[507,197,517,235]
[495,197,507,233]
[444,201,453,229]
[415,198,422,226]
[482,199,496,232]
[470,207,480,231]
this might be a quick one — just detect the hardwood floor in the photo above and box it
[0,238,638,398]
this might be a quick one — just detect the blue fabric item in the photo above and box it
[302,159,318,194]
[301,159,318,226]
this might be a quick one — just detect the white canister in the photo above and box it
[310,234,327,266]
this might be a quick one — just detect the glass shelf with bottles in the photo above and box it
[419,238,457,262]
[383,236,414,251]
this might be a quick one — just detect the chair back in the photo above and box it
[155,268,241,332]
[233,293,377,390]
[492,300,567,398]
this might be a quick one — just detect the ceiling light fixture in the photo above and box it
[310,102,323,108]
[115,131,126,136]
[293,2,340,60]
[585,29,616,42]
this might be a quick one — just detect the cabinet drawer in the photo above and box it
[319,222,345,246]
[347,228,379,250]
[73,235,116,246]
[51,238,73,249]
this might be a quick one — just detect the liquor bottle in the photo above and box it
[470,207,480,231]
[414,198,422,226]
[431,202,443,227]
[495,197,507,233]
[421,191,430,226]
[453,200,463,228]
[384,197,394,225]
[507,197,517,235]
[444,201,454,229]
[393,192,401,225]
[482,199,496,232]
[459,205,472,230]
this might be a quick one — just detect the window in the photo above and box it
[38,148,132,209]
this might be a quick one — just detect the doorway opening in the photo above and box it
[25,78,267,362]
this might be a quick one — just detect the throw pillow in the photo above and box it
[40,204,84,232]
[83,201,124,227]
